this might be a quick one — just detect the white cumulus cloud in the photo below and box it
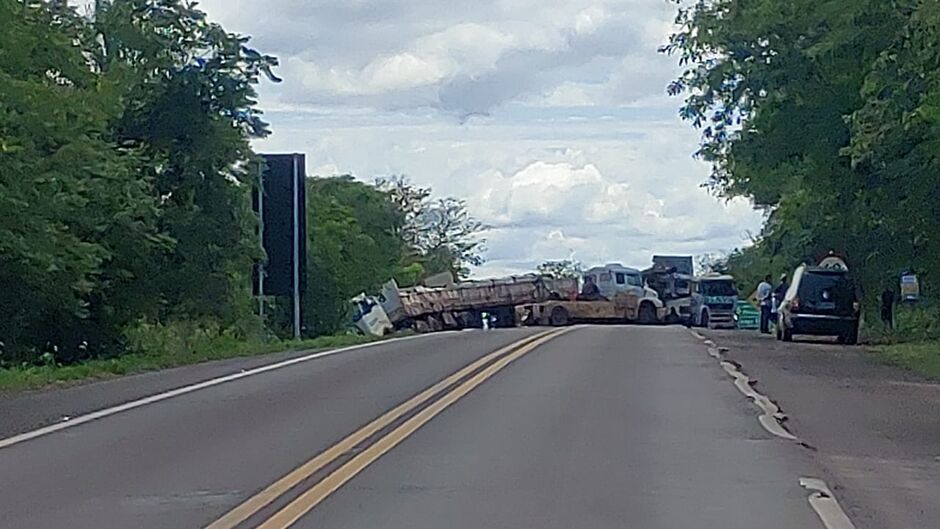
[187,0,763,276]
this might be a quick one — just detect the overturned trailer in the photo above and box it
[353,275,578,336]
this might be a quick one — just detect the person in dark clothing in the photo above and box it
[774,273,789,304]
[770,273,789,331]
[881,287,896,329]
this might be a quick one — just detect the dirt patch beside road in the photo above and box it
[700,329,940,529]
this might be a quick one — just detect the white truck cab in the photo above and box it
[583,263,650,299]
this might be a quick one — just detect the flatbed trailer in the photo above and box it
[353,275,579,335]
[515,293,666,327]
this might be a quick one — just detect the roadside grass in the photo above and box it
[0,332,380,393]
[879,340,940,380]
[861,304,940,379]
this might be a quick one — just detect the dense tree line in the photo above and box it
[0,1,485,365]
[297,176,485,337]
[663,0,940,309]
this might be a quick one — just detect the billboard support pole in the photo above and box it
[292,154,302,339]
[257,161,265,322]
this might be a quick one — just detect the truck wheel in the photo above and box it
[700,310,710,329]
[549,307,570,326]
[426,315,443,332]
[638,302,657,325]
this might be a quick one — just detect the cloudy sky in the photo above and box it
[198,0,764,277]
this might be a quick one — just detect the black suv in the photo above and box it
[776,265,860,344]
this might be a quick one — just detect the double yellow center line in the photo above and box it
[205,327,573,529]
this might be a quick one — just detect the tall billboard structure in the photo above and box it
[253,154,306,338]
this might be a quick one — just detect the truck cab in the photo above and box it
[690,275,738,329]
[582,264,646,299]
[642,256,694,324]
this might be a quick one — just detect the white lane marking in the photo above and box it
[800,478,857,529]
[707,347,722,360]
[720,361,798,441]
[689,329,706,340]
[0,332,455,451]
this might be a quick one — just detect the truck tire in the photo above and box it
[549,306,570,326]
[638,302,657,325]
[456,311,479,329]
[426,315,444,332]
[700,310,710,329]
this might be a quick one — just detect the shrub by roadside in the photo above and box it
[0,321,379,393]
[861,303,940,379]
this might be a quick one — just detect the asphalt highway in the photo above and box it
[0,326,841,529]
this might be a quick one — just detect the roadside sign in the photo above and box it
[900,273,920,302]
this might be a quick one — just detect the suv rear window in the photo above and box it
[797,270,855,315]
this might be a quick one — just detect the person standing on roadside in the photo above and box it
[881,286,896,330]
[757,274,773,333]
[770,273,789,330]
[774,273,789,308]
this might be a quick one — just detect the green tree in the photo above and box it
[0,0,163,361]
[845,1,940,289]
[376,176,487,279]
[0,0,278,363]
[301,177,408,336]
[661,0,930,304]
[537,260,583,279]
[88,0,280,327]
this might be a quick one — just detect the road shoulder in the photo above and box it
[700,329,940,529]
[0,331,466,441]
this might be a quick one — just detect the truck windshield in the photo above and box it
[701,281,736,296]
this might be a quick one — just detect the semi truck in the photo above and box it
[688,274,738,328]
[352,275,578,336]
[514,264,666,327]
[642,255,694,324]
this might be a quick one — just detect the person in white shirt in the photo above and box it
[756,275,773,333]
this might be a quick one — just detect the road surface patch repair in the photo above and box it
[719,360,797,441]
[693,329,857,529]
[799,478,858,529]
